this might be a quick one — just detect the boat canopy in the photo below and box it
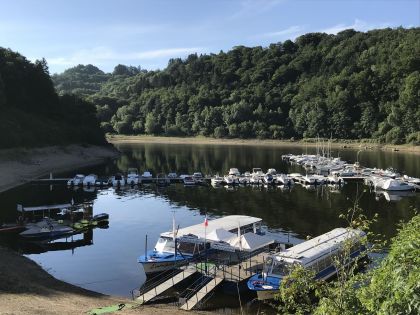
[227,232,274,252]
[161,215,262,239]
[17,203,72,212]
[206,228,236,242]
[271,228,365,266]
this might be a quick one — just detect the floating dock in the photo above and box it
[134,251,269,311]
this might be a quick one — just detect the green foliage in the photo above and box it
[52,28,419,143]
[358,214,420,314]
[0,48,106,148]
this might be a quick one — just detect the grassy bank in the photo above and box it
[107,135,420,154]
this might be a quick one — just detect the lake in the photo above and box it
[0,143,419,314]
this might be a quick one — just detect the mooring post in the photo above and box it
[144,234,148,260]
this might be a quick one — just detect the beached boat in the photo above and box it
[82,174,97,186]
[138,215,265,274]
[247,228,366,300]
[67,174,85,186]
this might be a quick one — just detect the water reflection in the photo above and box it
[0,143,418,312]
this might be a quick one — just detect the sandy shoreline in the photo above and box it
[0,144,120,194]
[0,247,199,315]
[108,135,420,154]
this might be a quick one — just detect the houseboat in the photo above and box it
[247,227,366,300]
[138,215,264,274]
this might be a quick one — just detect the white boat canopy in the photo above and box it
[227,232,274,252]
[161,215,262,239]
[206,228,236,242]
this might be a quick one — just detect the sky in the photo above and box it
[0,0,418,74]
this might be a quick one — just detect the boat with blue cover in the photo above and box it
[247,227,366,300]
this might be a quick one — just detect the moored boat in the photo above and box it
[247,228,366,300]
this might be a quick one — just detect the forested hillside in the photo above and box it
[53,28,420,144]
[0,48,105,148]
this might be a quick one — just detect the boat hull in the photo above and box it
[141,259,189,274]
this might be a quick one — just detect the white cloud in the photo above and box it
[321,19,392,34]
[262,25,305,38]
[46,47,205,67]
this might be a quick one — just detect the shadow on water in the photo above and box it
[0,143,418,314]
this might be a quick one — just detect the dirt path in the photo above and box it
[0,144,120,194]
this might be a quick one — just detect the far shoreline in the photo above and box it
[108,135,420,154]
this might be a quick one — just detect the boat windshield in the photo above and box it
[155,237,176,253]
[270,260,292,277]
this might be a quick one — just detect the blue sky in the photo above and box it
[0,0,418,74]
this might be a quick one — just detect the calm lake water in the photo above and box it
[0,143,419,314]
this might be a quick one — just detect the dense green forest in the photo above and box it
[54,27,419,144]
[0,48,105,148]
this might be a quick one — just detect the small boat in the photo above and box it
[82,174,97,186]
[267,168,277,175]
[252,168,265,178]
[250,175,261,185]
[276,174,293,186]
[376,178,415,191]
[141,171,153,182]
[20,219,73,239]
[156,173,170,187]
[183,176,196,186]
[211,175,224,186]
[263,173,275,185]
[110,173,125,187]
[95,177,110,187]
[192,172,204,184]
[224,175,237,186]
[127,168,140,185]
[67,174,85,186]
[327,175,344,185]
[228,168,241,176]
[402,175,420,185]
[92,213,109,222]
[247,228,366,300]
[167,172,178,179]
[303,175,316,185]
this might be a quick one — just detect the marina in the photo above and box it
[0,143,418,314]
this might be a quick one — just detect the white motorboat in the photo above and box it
[402,175,420,185]
[111,173,125,187]
[267,168,277,175]
[193,172,204,184]
[303,175,316,185]
[141,171,153,182]
[67,174,85,186]
[211,175,224,186]
[82,174,97,186]
[224,174,238,185]
[276,174,293,186]
[327,175,344,185]
[252,168,265,178]
[376,178,415,191]
[228,168,241,176]
[127,168,140,185]
[263,173,275,185]
[250,175,261,185]
[183,176,196,186]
